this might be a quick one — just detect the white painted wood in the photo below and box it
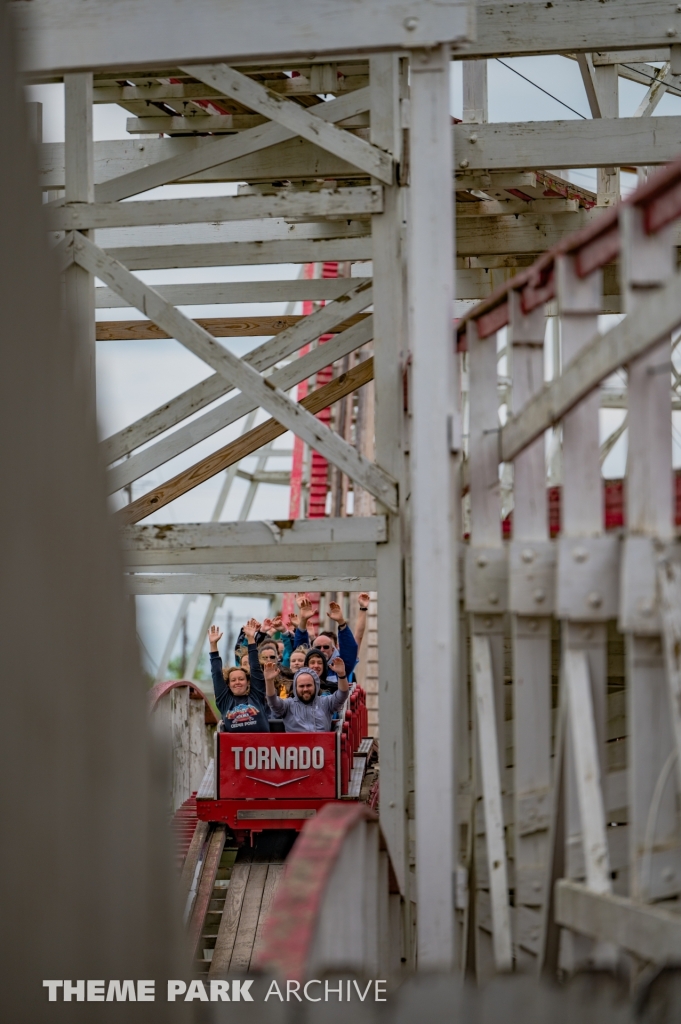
[620,200,679,903]
[508,292,551,969]
[371,51,409,899]
[50,187,383,231]
[14,0,472,76]
[95,277,371,309]
[182,64,393,184]
[500,266,681,463]
[126,113,268,135]
[107,315,373,492]
[102,235,373,270]
[127,572,377,596]
[409,44,459,969]
[457,198,579,217]
[564,650,612,894]
[657,557,681,796]
[73,234,397,511]
[634,62,671,116]
[462,60,488,124]
[555,881,681,962]
[472,635,513,972]
[102,282,372,464]
[453,116,681,172]
[576,54,604,118]
[63,73,95,404]
[95,88,371,202]
[40,132,372,191]
[468,0,681,58]
[122,516,387,551]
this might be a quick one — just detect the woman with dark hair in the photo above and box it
[208,618,270,733]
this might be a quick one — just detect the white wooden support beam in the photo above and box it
[472,635,513,973]
[462,60,488,124]
[634,61,672,116]
[619,200,680,903]
[499,266,681,464]
[107,315,372,493]
[657,557,681,799]
[370,53,410,907]
[507,292,552,970]
[555,880,681,963]
[63,73,95,406]
[594,65,620,208]
[453,116,681,173]
[95,278,371,310]
[101,281,372,467]
[49,186,383,231]
[564,650,612,895]
[465,314,508,979]
[409,45,459,969]
[73,234,397,512]
[554,252,609,972]
[180,64,394,185]
[576,54,604,118]
[127,571,377,596]
[94,87,371,202]
[14,0,473,76]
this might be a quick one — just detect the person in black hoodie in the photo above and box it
[208,618,270,733]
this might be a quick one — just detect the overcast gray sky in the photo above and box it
[28,56,681,676]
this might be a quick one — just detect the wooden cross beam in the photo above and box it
[101,278,373,464]
[117,356,375,525]
[181,64,394,184]
[73,234,395,510]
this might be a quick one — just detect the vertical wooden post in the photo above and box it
[555,254,609,970]
[620,203,679,903]
[466,315,510,977]
[462,60,488,124]
[508,292,552,970]
[408,44,459,968]
[370,53,411,913]
[64,73,95,407]
[594,65,620,207]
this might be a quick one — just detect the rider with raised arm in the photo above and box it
[263,657,349,732]
[292,593,359,683]
[208,618,270,733]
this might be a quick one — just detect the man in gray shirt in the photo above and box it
[264,660,349,732]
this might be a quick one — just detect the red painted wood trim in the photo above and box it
[148,679,218,724]
[252,801,377,980]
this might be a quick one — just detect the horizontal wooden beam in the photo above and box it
[39,135,365,190]
[127,109,370,134]
[555,880,681,962]
[14,0,472,77]
[116,355,375,525]
[456,198,579,217]
[101,236,373,270]
[465,1,681,59]
[121,515,387,552]
[96,312,368,342]
[95,278,371,309]
[96,74,369,106]
[453,116,681,172]
[501,267,681,464]
[125,570,377,595]
[49,186,382,231]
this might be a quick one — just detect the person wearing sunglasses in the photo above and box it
[292,593,359,684]
[258,639,288,698]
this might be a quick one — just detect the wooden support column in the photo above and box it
[595,65,620,207]
[370,55,410,917]
[555,253,610,971]
[508,292,551,971]
[619,203,679,904]
[465,318,511,978]
[462,60,488,124]
[408,44,459,969]
[64,73,95,407]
